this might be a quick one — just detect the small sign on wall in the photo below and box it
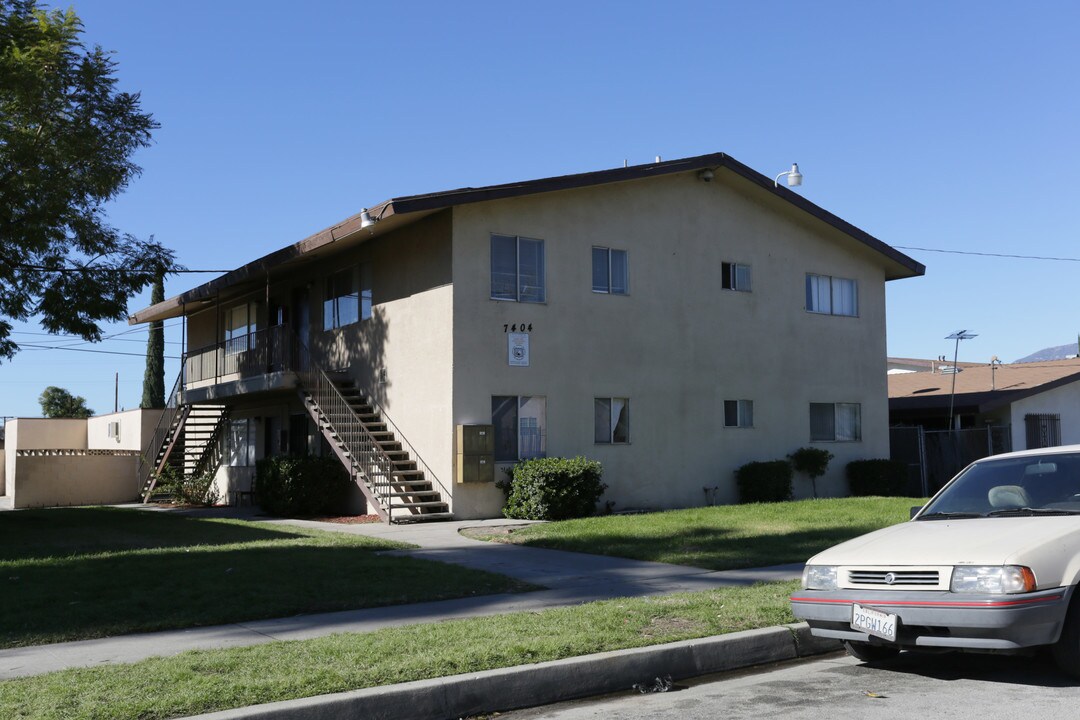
[508,332,530,367]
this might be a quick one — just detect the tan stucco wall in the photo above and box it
[314,212,457,504]
[3,416,145,508]
[1010,381,1080,450]
[450,169,893,517]
[8,418,87,450]
[9,454,139,508]
[87,409,157,451]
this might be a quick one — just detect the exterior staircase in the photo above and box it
[299,374,451,523]
[140,403,228,502]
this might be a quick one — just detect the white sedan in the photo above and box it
[791,445,1080,676]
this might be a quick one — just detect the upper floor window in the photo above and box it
[224,302,255,355]
[492,395,546,461]
[724,399,754,428]
[324,266,371,331]
[806,274,857,316]
[810,402,861,442]
[595,397,630,444]
[592,247,628,294]
[721,262,751,292]
[491,234,545,303]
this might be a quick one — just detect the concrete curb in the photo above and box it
[188,623,842,720]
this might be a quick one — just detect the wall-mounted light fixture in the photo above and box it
[774,163,802,188]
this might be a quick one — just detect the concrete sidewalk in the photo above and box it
[0,509,802,680]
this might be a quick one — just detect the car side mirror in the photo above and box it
[910,506,923,519]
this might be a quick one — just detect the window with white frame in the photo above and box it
[226,417,257,466]
[491,234,545,303]
[594,397,630,444]
[592,247,629,294]
[809,402,861,442]
[323,265,372,331]
[806,274,858,316]
[721,262,752,292]
[492,395,547,461]
[724,399,753,428]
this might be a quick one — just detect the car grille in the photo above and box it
[847,569,941,586]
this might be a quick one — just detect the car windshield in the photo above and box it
[918,452,1080,519]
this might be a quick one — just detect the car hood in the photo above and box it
[808,516,1080,586]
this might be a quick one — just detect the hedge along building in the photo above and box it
[129,152,924,521]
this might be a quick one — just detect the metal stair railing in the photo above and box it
[294,340,397,520]
[139,370,185,500]
[359,382,453,515]
[293,338,450,523]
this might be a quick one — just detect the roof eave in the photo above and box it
[129,151,924,324]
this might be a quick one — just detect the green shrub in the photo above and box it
[497,456,606,520]
[256,455,353,517]
[156,465,220,506]
[735,460,793,503]
[847,459,909,496]
[789,447,834,498]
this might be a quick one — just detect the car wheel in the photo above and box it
[1052,592,1080,678]
[843,640,901,663]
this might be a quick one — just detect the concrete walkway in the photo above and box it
[0,508,802,680]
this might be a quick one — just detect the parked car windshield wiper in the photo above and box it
[985,507,1080,517]
[916,511,984,520]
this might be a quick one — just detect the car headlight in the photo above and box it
[950,565,1036,594]
[802,565,838,591]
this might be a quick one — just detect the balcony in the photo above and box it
[182,325,300,403]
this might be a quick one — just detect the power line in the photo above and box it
[9,264,233,274]
[17,343,181,359]
[894,246,1080,262]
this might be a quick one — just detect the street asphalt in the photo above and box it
[0,506,824,719]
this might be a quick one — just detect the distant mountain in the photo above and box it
[1015,343,1079,363]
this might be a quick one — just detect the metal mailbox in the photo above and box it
[456,424,495,483]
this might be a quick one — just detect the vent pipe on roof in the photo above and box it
[655,155,662,163]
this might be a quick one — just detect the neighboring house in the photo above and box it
[129,152,924,521]
[1,409,157,509]
[889,358,1080,449]
[886,357,982,375]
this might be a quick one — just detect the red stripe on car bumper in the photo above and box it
[790,594,1064,608]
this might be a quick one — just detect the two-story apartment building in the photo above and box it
[130,152,924,520]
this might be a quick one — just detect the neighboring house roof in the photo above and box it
[129,151,926,325]
[889,358,1080,414]
[886,357,984,374]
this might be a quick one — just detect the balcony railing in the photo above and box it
[184,325,296,387]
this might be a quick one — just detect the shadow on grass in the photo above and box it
[0,544,533,648]
[508,523,890,571]
[0,507,308,561]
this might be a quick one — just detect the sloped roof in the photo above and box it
[889,358,1080,413]
[130,151,925,324]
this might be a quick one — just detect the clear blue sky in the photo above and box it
[4,0,1080,419]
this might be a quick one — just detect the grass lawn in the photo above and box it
[0,507,533,648]
[0,580,799,720]
[466,497,922,570]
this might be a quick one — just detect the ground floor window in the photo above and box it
[595,397,630,444]
[724,399,753,428]
[810,402,861,442]
[492,396,547,461]
[1025,413,1061,449]
[226,417,257,466]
